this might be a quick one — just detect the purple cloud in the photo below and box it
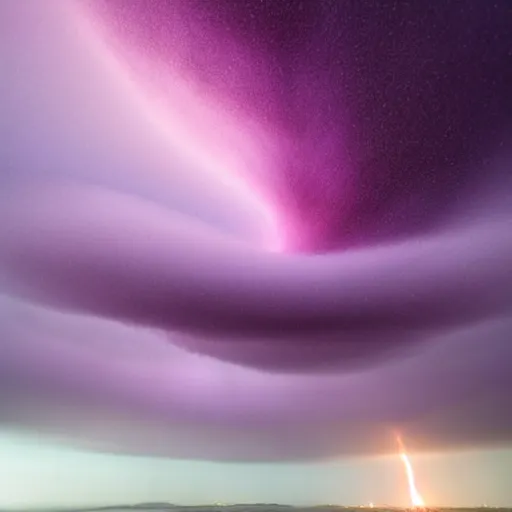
[0,0,511,461]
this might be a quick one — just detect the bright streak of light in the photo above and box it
[397,435,425,508]
[72,3,283,252]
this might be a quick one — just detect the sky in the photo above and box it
[0,0,511,508]
[2,431,512,508]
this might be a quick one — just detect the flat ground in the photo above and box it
[5,506,511,512]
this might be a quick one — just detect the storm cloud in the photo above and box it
[0,0,511,461]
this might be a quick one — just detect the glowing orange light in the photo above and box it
[397,435,425,508]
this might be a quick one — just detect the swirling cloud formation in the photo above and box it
[0,0,511,461]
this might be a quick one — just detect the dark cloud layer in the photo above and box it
[0,0,511,461]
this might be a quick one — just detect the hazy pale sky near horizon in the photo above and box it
[1,431,510,509]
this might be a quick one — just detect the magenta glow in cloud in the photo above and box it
[0,0,511,461]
